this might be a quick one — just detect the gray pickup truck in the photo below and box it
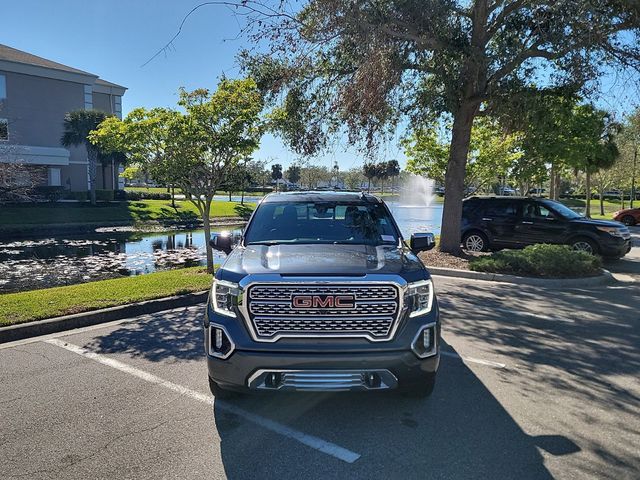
[204,191,440,398]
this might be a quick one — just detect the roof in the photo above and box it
[262,190,382,203]
[94,78,126,90]
[0,43,94,76]
[0,44,126,90]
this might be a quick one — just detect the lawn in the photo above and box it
[0,199,254,228]
[0,267,213,326]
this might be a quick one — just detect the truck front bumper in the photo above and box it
[206,345,440,392]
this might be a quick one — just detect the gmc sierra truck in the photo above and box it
[204,191,440,398]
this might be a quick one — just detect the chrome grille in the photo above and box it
[245,283,401,341]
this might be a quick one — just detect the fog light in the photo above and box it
[411,323,437,358]
[208,324,235,359]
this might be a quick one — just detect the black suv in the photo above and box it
[461,196,631,258]
[205,192,440,398]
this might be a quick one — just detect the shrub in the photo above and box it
[125,190,172,200]
[95,189,114,201]
[35,186,66,202]
[62,191,88,201]
[469,244,602,278]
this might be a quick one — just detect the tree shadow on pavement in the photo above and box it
[83,306,204,362]
[213,355,578,480]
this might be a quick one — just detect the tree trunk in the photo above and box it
[599,185,605,216]
[549,164,556,200]
[228,190,232,201]
[88,150,97,205]
[202,198,214,274]
[554,171,561,200]
[102,164,107,190]
[367,178,371,193]
[440,103,476,254]
[585,171,591,218]
[381,179,384,195]
[171,185,176,209]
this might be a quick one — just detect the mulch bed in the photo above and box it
[418,249,486,270]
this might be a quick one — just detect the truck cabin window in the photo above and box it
[244,202,400,246]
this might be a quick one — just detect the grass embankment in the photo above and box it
[0,200,254,229]
[0,267,213,326]
[469,244,602,278]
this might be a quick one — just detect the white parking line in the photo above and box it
[45,338,361,464]
[441,350,507,369]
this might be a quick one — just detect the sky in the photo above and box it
[2,0,639,169]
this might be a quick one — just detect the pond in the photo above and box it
[0,201,444,293]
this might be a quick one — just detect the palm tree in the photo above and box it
[61,109,109,204]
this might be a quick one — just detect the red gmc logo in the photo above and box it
[291,295,355,309]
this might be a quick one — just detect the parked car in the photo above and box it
[528,188,546,196]
[497,187,516,196]
[205,191,440,398]
[461,196,631,258]
[613,207,640,226]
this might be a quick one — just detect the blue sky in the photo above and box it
[3,0,638,169]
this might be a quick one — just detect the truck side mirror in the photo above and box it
[209,231,233,254]
[410,233,436,253]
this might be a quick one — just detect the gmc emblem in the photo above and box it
[291,294,355,309]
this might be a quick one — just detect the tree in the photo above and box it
[286,164,301,185]
[271,163,283,191]
[405,117,522,193]
[362,163,378,193]
[386,160,401,191]
[617,109,640,208]
[61,109,109,204]
[239,0,640,252]
[92,78,264,273]
[564,105,619,218]
[344,167,366,190]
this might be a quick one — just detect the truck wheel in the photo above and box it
[209,377,237,400]
[570,237,598,255]
[399,374,436,398]
[621,215,636,226]
[462,231,489,252]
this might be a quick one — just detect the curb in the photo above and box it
[0,291,208,344]
[428,267,615,287]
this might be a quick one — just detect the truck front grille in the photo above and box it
[245,284,401,341]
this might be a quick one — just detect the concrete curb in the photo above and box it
[428,267,615,287]
[0,291,208,344]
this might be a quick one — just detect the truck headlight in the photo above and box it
[407,279,434,317]
[212,279,239,317]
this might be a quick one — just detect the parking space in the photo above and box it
[1,275,639,479]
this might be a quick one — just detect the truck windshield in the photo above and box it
[244,201,401,246]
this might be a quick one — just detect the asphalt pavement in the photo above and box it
[1,252,639,479]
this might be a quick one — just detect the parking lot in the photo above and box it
[2,254,639,480]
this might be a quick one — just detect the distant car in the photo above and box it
[435,186,445,195]
[461,196,632,258]
[528,188,546,196]
[498,187,516,196]
[613,208,640,226]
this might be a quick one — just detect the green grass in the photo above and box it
[0,200,254,228]
[0,267,213,326]
[469,244,602,278]
[125,186,178,194]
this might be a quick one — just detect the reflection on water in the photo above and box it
[0,202,444,292]
[0,230,227,293]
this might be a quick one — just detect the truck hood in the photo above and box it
[217,243,427,281]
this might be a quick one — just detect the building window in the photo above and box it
[49,167,62,187]
[0,74,6,100]
[84,84,93,110]
[0,118,8,141]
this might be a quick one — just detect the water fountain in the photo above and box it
[389,174,443,237]
[398,174,436,207]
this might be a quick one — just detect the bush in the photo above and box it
[95,189,114,201]
[35,186,66,202]
[125,190,172,200]
[62,191,88,201]
[469,244,602,278]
